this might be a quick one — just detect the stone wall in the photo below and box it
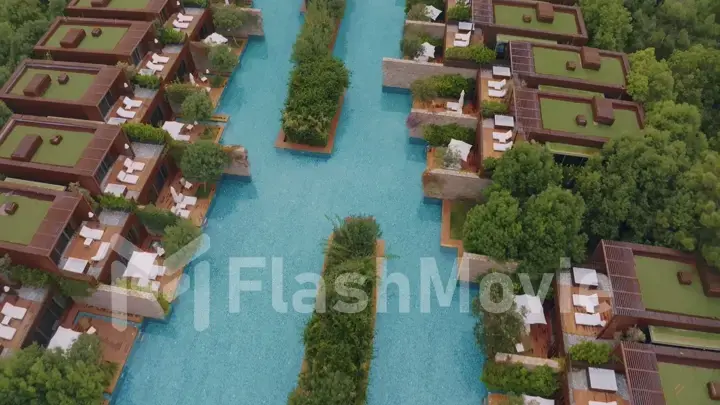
[79,284,166,319]
[422,168,491,200]
[495,353,563,372]
[223,145,251,177]
[404,20,446,38]
[457,252,518,283]
[408,109,478,139]
[382,58,477,89]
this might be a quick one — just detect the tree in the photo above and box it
[472,275,525,358]
[487,142,563,202]
[47,0,67,19]
[626,48,675,107]
[181,91,213,123]
[463,190,522,260]
[162,219,202,258]
[519,186,587,273]
[0,335,114,405]
[0,0,45,28]
[208,44,238,74]
[211,5,255,33]
[0,101,11,128]
[179,140,229,191]
[309,0,346,20]
[579,0,632,51]
[292,2,334,64]
[645,100,707,156]
[136,204,178,234]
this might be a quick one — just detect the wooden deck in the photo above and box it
[559,283,613,337]
[487,393,509,405]
[139,51,180,83]
[156,171,216,227]
[64,222,123,272]
[107,91,154,124]
[444,23,483,54]
[107,153,160,198]
[573,389,629,405]
[0,296,42,350]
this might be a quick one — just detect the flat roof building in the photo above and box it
[64,0,180,22]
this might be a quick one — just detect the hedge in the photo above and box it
[446,4,471,21]
[445,45,496,65]
[292,2,335,64]
[423,123,475,146]
[411,74,476,102]
[481,100,509,116]
[481,361,560,398]
[132,74,161,89]
[568,341,613,365]
[166,82,200,106]
[121,123,171,144]
[97,194,137,212]
[288,216,381,405]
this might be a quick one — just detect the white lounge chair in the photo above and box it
[458,21,474,31]
[180,177,193,190]
[455,31,472,42]
[493,141,514,152]
[454,35,470,47]
[107,117,127,126]
[80,226,104,240]
[181,195,198,206]
[424,5,442,21]
[573,294,600,313]
[123,96,143,109]
[177,12,194,22]
[91,242,111,262]
[1,303,27,320]
[151,53,170,64]
[492,130,513,143]
[117,171,139,185]
[495,114,515,128]
[87,327,96,335]
[173,20,190,29]
[488,79,506,90]
[488,88,507,98]
[493,65,512,78]
[0,325,16,340]
[446,90,466,112]
[1,316,10,325]
[574,312,606,327]
[116,108,136,119]
[146,61,164,72]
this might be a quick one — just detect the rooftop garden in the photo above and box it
[0,125,93,166]
[539,98,640,136]
[493,4,579,35]
[650,326,720,351]
[658,362,720,405]
[74,0,150,8]
[10,68,96,101]
[532,47,626,85]
[635,256,720,318]
[44,25,129,51]
[0,195,52,245]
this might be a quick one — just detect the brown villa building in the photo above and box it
[65,0,181,22]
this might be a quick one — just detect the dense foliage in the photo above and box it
[292,2,336,64]
[0,255,93,297]
[446,4,471,21]
[97,194,137,212]
[579,0,631,51]
[180,140,229,190]
[482,362,560,398]
[162,219,202,258]
[0,101,11,128]
[480,100,509,117]
[157,25,185,45]
[166,82,200,105]
[400,26,442,59]
[121,123,170,144]
[181,91,214,123]
[0,335,115,405]
[423,123,474,146]
[411,74,475,102]
[211,5,256,33]
[472,273,525,357]
[444,45,496,65]
[568,341,613,365]
[132,73,161,89]
[485,143,563,202]
[288,217,380,405]
[209,44,238,73]
[136,204,178,235]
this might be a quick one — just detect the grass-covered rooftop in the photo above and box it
[44,24,128,51]
[533,47,626,85]
[493,4,579,35]
[10,68,96,101]
[658,362,720,405]
[635,256,720,318]
[0,195,52,245]
[0,124,93,167]
[74,0,151,8]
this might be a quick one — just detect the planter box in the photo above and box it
[443,58,485,70]
[275,91,345,155]
[569,358,624,372]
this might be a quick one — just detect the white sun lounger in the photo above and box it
[446,90,466,112]
[80,226,104,240]
[493,65,512,77]
[588,367,618,392]
[116,108,136,119]
[573,266,599,286]
[146,61,164,72]
[173,20,190,29]
[2,303,27,320]
[151,53,170,64]
[117,171,139,185]
[575,312,606,327]
[123,158,145,173]
[123,96,143,109]
[572,294,600,313]
[425,5,442,21]
[455,31,472,42]
[489,88,507,98]
[523,395,555,405]
[454,37,470,47]
[62,258,89,274]
[493,141,513,152]
[177,12,194,22]
[488,79,506,90]
[91,242,111,262]
[458,21,474,31]
[495,114,515,128]
[0,325,16,340]
[492,130,513,142]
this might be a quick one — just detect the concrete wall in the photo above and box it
[457,252,518,283]
[404,20,446,38]
[495,353,563,372]
[422,168,491,200]
[382,58,478,89]
[408,109,478,139]
[79,284,166,319]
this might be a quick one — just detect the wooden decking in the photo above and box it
[559,283,613,337]
[156,171,216,227]
[0,296,42,350]
[487,393,509,405]
[444,23,483,53]
[573,389,629,405]
[107,91,154,124]
[64,222,122,270]
[107,153,160,197]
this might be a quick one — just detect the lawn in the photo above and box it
[0,124,93,167]
[0,195,52,245]
[10,68,96,101]
[75,0,150,8]
[44,25,128,51]
[493,5,579,35]
[539,98,641,138]
[658,362,720,405]
[450,200,476,240]
[532,47,626,85]
[538,85,605,98]
[635,256,720,318]
[650,325,720,351]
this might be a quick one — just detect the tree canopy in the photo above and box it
[627,48,675,108]
[484,142,563,202]
[463,190,522,261]
[179,140,229,188]
[208,44,238,74]
[579,0,631,51]
[181,91,214,123]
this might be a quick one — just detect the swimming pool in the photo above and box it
[112,0,485,404]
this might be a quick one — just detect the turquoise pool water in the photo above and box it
[113,0,485,404]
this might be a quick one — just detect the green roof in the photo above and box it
[0,124,93,167]
[10,68,96,101]
[532,47,626,85]
[635,256,720,318]
[650,325,720,351]
[659,362,720,405]
[538,85,605,98]
[0,195,51,245]
[74,0,150,8]
[44,25,128,51]
[2,178,67,191]
[493,5,579,35]
[496,34,557,45]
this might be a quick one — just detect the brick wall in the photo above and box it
[408,108,478,139]
[382,58,478,89]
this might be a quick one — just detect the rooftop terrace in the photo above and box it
[0,194,52,245]
[44,25,128,51]
[658,362,720,405]
[532,46,626,85]
[9,68,96,102]
[74,0,151,8]
[0,123,93,167]
[493,3,580,34]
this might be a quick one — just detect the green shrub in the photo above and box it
[410,78,438,102]
[282,56,349,146]
[481,100,509,116]
[169,139,188,163]
[405,0,443,13]
[181,91,214,123]
[209,44,238,73]
[406,3,430,21]
[121,123,170,144]
[157,26,186,45]
[163,219,202,257]
[211,5,257,32]
[136,204,178,234]
[209,74,225,88]
[446,4,471,21]
[166,82,199,105]
[132,74,161,89]
[569,341,613,365]
[116,62,137,82]
[307,0,346,20]
[423,124,474,146]
[0,101,12,128]
[471,274,525,358]
[428,74,475,98]
[97,194,137,212]
[400,34,423,59]
[482,362,560,398]
[180,140,229,190]
[445,44,496,65]
[292,3,335,64]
